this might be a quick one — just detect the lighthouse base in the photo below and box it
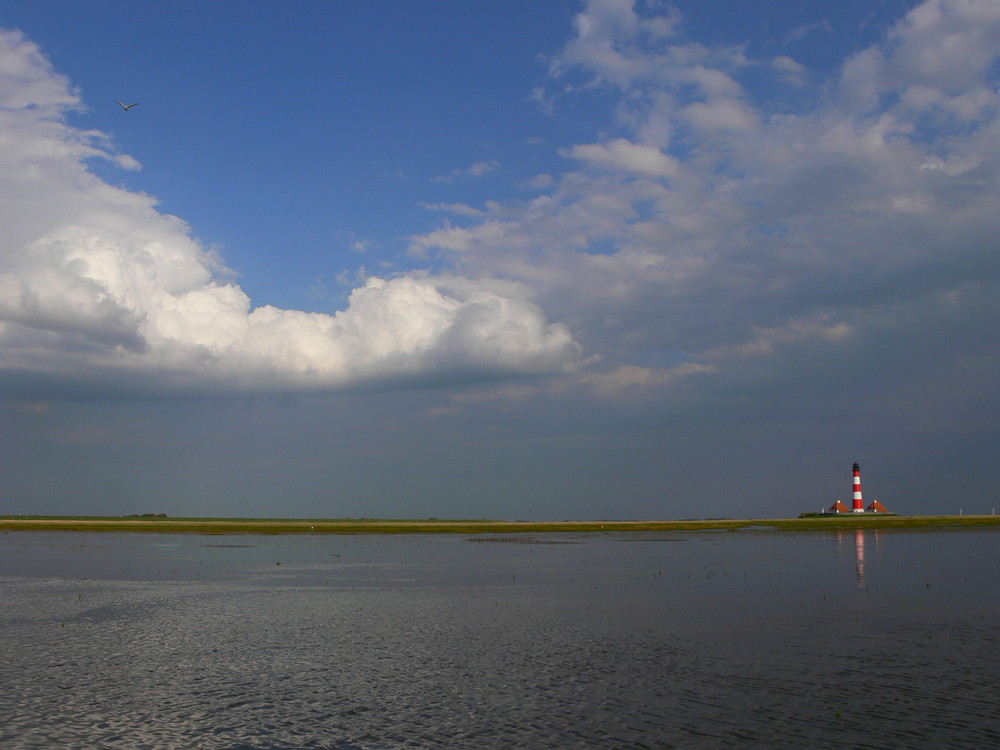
[799,511,898,518]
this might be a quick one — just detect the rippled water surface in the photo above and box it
[1,529,998,748]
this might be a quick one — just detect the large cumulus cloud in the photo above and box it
[0,29,579,398]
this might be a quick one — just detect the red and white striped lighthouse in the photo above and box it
[851,462,864,513]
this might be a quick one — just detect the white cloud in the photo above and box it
[703,317,854,359]
[418,202,486,217]
[550,0,681,88]
[772,55,808,88]
[785,20,832,45]
[0,31,579,398]
[682,98,757,133]
[432,159,499,183]
[838,0,1000,121]
[561,138,679,178]
[575,362,716,395]
[0,29,79,112]
[523,173,556,190]
[467,160,498,177]
[415,0,1000,402]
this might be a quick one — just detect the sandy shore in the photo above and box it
[1,515,998,534]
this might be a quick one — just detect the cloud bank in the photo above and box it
[5,0,1000,414]
[0,29,578,398]
[413,0,1000,401]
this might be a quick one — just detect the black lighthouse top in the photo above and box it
[853,462,860,472]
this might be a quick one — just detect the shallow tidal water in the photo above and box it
[1,528,997,749]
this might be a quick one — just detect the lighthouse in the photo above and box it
[851,462,864,513]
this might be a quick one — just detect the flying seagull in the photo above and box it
[116,100,140,111]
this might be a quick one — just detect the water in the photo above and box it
[1,529,997,748]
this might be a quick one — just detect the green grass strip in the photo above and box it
[1,514,998,535]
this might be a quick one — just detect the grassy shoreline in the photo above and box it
[1,514,998,535]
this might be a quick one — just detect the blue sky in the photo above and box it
[1,0,998,520]
[7,2,587,312]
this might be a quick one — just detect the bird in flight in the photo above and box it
[116,100,140,111]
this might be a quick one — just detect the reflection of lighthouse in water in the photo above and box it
[855,529,865,586]
[844,529,882,587]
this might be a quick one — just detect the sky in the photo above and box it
[1,0,998,520]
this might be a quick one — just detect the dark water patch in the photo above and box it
[467,535,579,544]
[467,536,539,543]
[611,534,690,542]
